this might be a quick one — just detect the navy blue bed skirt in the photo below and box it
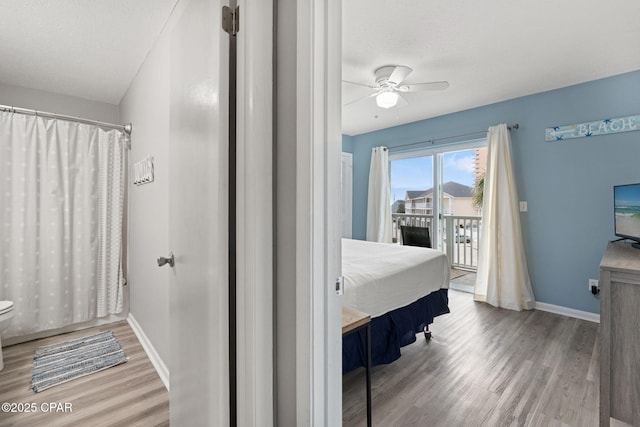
[342,288,450,374]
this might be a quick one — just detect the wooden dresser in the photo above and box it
[599,242,640,426]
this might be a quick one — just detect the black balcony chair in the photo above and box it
[400,225,432,249]
[399,225,433,340]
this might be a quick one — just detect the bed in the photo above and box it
[342,238,450,374]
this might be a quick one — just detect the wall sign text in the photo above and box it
[545,115,640,141]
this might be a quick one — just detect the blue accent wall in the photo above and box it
[348,70,640,314]
[342,134,354,153]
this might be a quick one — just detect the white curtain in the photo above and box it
[474,124,535,311]
[0,111,126,338]
[366,146,392,243]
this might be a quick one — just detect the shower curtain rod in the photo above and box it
[0,104,132,135]
[389,123,519,151]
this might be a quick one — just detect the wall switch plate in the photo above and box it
[519,201,528,212]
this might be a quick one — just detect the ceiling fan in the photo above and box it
[343,65,449,109]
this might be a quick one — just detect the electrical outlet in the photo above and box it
[589,279,599,290]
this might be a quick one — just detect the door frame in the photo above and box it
[236,0,274,425]
[295,0,342,424]
[275,0,342,424]
[303,1,342,424]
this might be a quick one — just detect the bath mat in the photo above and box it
[31,330,127,392]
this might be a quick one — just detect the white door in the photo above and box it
[169,0,230,425]
[342,152,353,238]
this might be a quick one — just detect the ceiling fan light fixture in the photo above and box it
[376,90,398,109]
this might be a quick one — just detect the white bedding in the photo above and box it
[342,238,450,317]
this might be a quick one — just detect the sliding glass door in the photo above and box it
[390,154,435,243]
[390,140,487,271]
[439,147,485,270]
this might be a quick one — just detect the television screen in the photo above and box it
[614,183,640,242]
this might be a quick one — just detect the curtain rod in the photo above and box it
[0,104,132,135]
[388,123,519,151]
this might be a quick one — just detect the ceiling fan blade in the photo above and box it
[395,93,409,108]
[388,66,412,85]
[343,91,378,107]
[400,81,450,92]
[342,79,377,89]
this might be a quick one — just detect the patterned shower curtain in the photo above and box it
[0,111,126,338]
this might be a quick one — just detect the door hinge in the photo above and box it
[222,5,239,36]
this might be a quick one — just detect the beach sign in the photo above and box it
[545,114,640,141]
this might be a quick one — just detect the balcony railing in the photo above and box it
[407,202,432,210]
[392,213,434,241]
[392,213,481,271]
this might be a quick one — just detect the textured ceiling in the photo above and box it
[1,1,637,127]
[0,0,178,105]
[343,0,640,135]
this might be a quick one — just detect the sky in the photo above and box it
[615,183,640,207]
[390,149,476,203]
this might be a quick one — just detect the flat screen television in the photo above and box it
[614,183,640,249]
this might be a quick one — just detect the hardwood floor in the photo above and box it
[343,290,600,427]
[0,321,169,427]
[0,293,600,426]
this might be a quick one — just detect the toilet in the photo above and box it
[0,301,15,371]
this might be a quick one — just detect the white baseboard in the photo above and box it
[127,314,170,391]
[449,285,600,323]
[534,301,600,324]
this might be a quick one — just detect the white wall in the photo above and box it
[118,24,172,366]
[0,82,119,123]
